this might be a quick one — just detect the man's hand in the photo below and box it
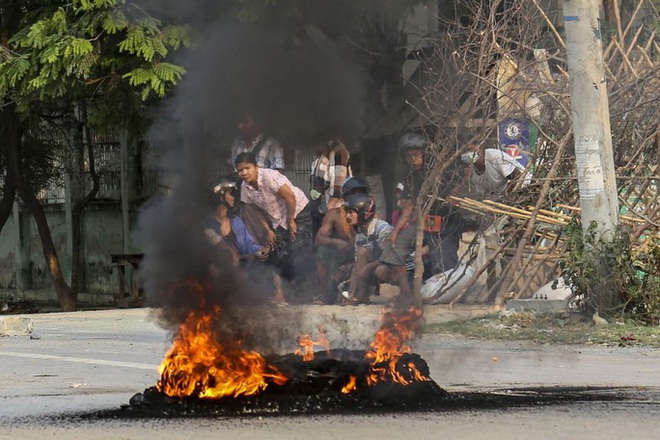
[287,218,298,240]
[266,229,277,247]
[387,230,399,245]
[335,239,353,253]
[256,247,269,261]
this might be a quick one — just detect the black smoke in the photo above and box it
[137,19,368,347]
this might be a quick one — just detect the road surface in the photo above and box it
[1,308,659,439]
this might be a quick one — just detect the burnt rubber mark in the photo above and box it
[35,350,656,421]
[59,385,640,421]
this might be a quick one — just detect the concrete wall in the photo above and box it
[0,202,139,296]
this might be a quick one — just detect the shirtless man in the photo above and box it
[313,177,369,304]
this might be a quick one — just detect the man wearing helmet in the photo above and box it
[344,193,393,304]
[386,132,464,298]
[213,176,275,249]
[313,177,369,304]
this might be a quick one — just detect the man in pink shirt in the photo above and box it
[235,152,313,285]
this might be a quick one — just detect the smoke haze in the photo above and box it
[137,18,369,348]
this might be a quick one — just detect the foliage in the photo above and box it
[0,0,193,204]
[0,0,193,112]
[622,243,660,325]
[18,132,63,192]
[560,220,660,325]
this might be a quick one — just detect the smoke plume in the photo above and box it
[137,19,368,349]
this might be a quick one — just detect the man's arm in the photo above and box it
[504,167,523,193]
[328,145,350,208]
[276,184,298,236]
[315,210,352,251]
[448,166,471,201]
[387,199,413,244]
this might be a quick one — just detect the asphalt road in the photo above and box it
[1,308,659,439]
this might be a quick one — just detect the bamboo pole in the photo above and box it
[494,130,572,306]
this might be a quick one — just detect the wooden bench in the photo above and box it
[110,253,143,306]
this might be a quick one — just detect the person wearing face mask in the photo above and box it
[311,177,369,304]
[459,147,526,195]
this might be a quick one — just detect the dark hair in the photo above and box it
[234,152,257,168]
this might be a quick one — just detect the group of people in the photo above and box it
[205,112,529,306]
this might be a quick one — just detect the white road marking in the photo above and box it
[0,351,158,370]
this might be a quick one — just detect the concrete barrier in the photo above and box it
[0,316,34,336]
[233,304,493,355]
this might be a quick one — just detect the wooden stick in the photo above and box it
[555,203,648,225]
[614,38,639,78]
[528,207,573,221]
[530,0,566,49]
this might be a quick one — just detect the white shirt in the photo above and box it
[470,149,525,194]
[240,168,309,230]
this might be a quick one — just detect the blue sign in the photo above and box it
[498,118,534,167]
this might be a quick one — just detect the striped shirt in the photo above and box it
[229,134,285,170]
[310,140,352,205]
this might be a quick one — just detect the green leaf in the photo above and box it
[101,10,129,34]
[153,62,186,83]
[71,38,94,56]
[75,0,125,12]
[161,25,192,50]
[52,8,68,34]
[137,16,163,36]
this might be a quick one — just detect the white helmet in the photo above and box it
[398,133,427,150]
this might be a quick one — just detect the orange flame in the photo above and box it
[341,375,357,394]
[294,326,330,361]
[364,306,429,386]
[156,306,287,399]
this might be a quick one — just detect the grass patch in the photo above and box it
[424,312,660,347]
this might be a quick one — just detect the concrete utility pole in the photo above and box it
[563,0,619,240]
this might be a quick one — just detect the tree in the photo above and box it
[2,0,430,310]
[408,0,658,317]
[0,0,191,310]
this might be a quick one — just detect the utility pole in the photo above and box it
[563,0,619,240]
